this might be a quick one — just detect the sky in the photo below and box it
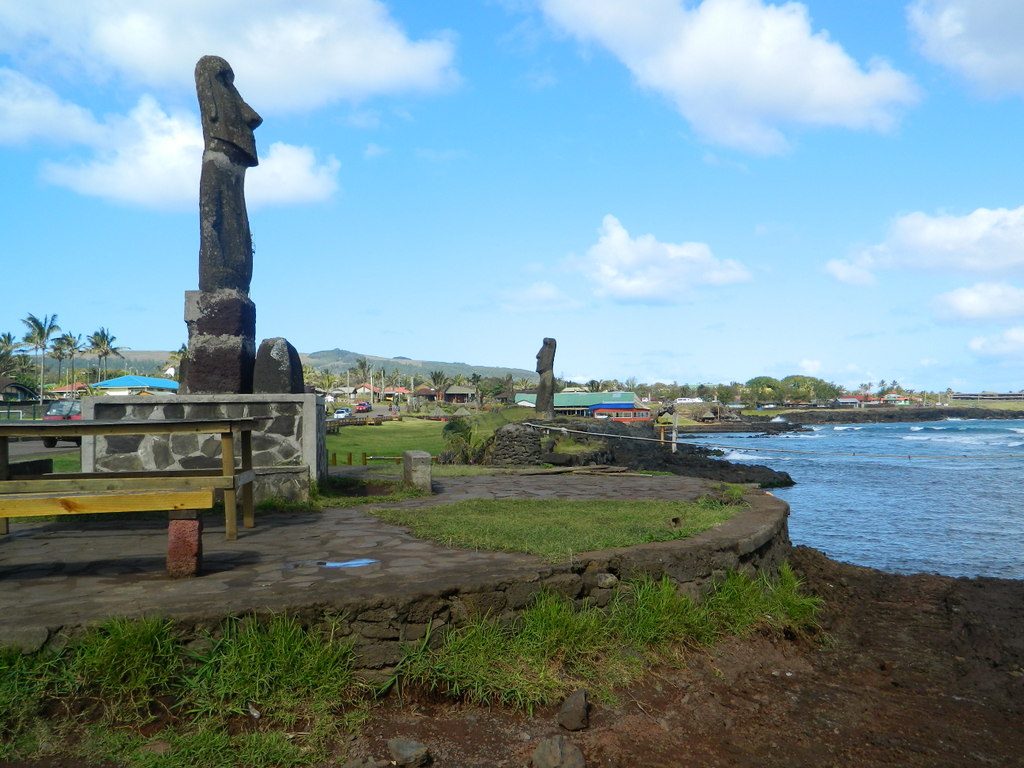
[3,0,1024,393]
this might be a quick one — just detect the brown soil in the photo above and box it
[352,546,1024,767]
[5,547,1022,768]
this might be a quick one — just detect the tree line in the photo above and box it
[0,314,126,400]
[299,359,933,408]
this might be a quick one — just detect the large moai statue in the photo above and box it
[183,55,263,394]
[535,337,556,420]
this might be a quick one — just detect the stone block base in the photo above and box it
[166,516,203,578]
[403,450,433,493]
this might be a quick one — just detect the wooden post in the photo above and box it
[0,436,8,535]
[330,452,337,466]
[240,428,254,530]
[361,452,367,465]
[221,431,238,541]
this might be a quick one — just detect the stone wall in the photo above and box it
[211,494,789,682]
[81,393,326,502]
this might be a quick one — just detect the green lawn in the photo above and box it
[367,496,741,562]
[325,417,446,463]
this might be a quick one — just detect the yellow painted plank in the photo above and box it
[0,489,214,517]
[0,476,234,494]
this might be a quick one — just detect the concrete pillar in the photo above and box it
[402,450,433,493]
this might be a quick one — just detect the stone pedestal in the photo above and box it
[183,289,256,394]
[82,394,327,502]
[403,450,433,493]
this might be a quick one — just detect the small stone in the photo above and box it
[594,573,619,589]
[387,737,432,767]
[557,688,590,731]
[0,626,49,653]
[532,735,586,768]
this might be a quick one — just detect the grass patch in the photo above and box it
[325,418,446,462]
[367,497,742,562]
[397,565,822,711]
[0,614,369,767]
[50,451,81,473]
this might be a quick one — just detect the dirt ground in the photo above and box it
[353,546,1024,768]
[4,546,1022,768]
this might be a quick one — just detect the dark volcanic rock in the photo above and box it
[784,406,1024,424]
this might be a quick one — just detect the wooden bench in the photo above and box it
[0,418,259,545]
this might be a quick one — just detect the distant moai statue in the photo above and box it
[183,55,262,394]
[535,337,557,420]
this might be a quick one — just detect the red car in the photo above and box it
[354,402,372,413]
[42,399,82,447]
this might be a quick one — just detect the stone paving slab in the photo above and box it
[0,473,719,649]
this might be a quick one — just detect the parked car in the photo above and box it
[354,402,372,413]
[329,407,352,420]
[42,399,82,447]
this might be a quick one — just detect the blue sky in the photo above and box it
[3,0,1024,392]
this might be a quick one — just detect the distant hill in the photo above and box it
[111,349,537,383]
[303,349,536,382]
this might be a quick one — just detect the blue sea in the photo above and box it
[681,419,1024,580]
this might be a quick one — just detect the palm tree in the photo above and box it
[87,327,126,381]
[50,334,73,387]
[62,333,85,393]
[0,332,25,379]
[428,370,451,392]
[350,357,373,387]
[21,313,60,402]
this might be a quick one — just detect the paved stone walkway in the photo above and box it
[0,471,715,650]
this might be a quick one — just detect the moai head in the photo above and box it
[195,55,262,167]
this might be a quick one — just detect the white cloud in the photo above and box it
[824,258,876,286]
[540,0,919,153]
[38,95,339,210]
[934,282,1024,321]
[0,69,104,146]
[0,0,458,111]
[39,95,202,209]
[969,327,1024,357]
[499,281,582,313]
[828,206,1024,284]
[363,143,389,159]
[909,0,1024,96]
[799,359,822,376]
[248,143,340,208]
[576,215,750,303]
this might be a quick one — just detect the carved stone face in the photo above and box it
[195,55,262,166]
[536,338,556,373]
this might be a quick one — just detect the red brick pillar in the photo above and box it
[166,511,203,578]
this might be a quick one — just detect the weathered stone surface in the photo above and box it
[387,738,432,768]
[182,336,255,395]
[253,337,304,394]
[535,337,557,420]
[166,517,203,578]
[403,450,432,492]
[491,423,543,466]
[0,625,49,653]
[185,289,256,337]
[557,689,590,731]
[532,735,586,768]
[195,55,261,293]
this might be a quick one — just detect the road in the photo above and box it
[4,437,79,461]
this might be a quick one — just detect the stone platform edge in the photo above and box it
[22,493,790,683]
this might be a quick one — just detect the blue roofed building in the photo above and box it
[514,391,651,422]
[93,375,179,396]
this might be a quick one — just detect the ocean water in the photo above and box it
[681,419,1024,579]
